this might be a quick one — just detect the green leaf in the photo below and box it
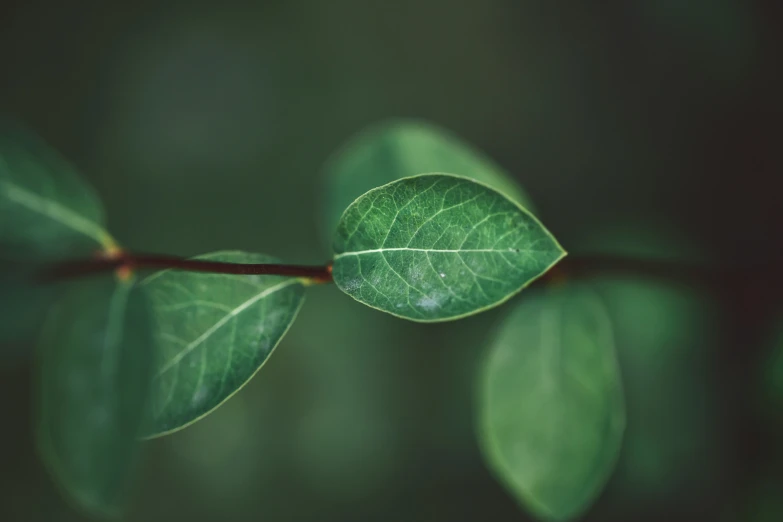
[321,119,536,245]
[331,174,565,322]
[593,278,725,504]
[574,224,726,507]
[479,284,625,521]
[0,127,115,343]
[0,127,115,258]
[141,251,306,438]
[36,275,154,517]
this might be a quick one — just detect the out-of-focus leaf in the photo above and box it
[576,224,725,509]
[36,275,153,517]
[479,284,625,521]
[332,174,564,322]
[141,251,305,438]
[321,119,536,244]
[593,278,723,500]
[0,126,114,258]
[0,127,114,343]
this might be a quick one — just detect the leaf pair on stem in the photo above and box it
[2,121,625,521]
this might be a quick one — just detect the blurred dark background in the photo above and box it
[1,1,781,521]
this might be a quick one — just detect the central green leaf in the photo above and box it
[141,251,306,437]
[331,174,565,322]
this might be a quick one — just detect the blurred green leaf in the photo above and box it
[36,275,153,517]
[594,278,724,501]
[141,251,306,438]
[479,284,625,521]
[0,127,114,343]
[332,174,564,322]
[576,224,725,508]
[321,119,536,245]
[0,126,114,257]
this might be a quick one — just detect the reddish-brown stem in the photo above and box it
[38,251,770,297]
[41,252,333,284]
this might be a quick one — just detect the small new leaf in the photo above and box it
[332,174,565,322]
[479,285,625,521]
[321,119,536,245]
[37,276,154,517]
[141,251,305,438]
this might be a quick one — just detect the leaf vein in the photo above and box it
[154,279,299,378]
[0,179,110,247]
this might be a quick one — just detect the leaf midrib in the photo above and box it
[152,278,300,377]
[334,246,529,259]
[0,178,111,247]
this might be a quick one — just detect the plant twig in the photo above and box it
[40,252,333,284]
[38,250,770,294]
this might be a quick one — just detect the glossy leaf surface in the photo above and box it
[37,276,153,517]
[332,174,564,322]
[479,284,625,521]
[141,251,305,437]
[321,119,535,243]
